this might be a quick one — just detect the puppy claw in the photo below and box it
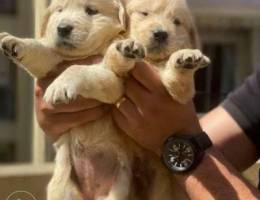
[117,39,145,59]
[44,81,78,105]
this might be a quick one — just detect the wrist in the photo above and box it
[179,119,203,136]
[173,146,216,182]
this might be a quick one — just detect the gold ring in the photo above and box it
[116,97,127,108]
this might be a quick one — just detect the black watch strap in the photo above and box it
[193,132,213,152]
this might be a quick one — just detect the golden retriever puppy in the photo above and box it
[108,0,209,103]
[0,0,125,78]
[0,0,128,199]
[0,0,210,200]
[37,0,210,200]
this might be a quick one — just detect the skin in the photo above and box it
[35,60,260,199]
[201,107,259,171]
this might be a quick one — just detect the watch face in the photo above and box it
[163,138,195,172]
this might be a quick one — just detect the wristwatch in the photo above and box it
[162,132,212,173]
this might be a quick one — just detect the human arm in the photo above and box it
[112,62,260,199]
[35,56,108,141]
[175,147,260,200]
[201,70,260,171]
[200,106,259,171]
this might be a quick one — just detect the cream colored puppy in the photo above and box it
[0,0,210,200]
[0,0,128,199]
[123,0,208,103]
[41,0,210,200]
[0,0,125,78]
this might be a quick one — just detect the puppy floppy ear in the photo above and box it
[40,7,52,37]
[172,0,201,49]
[40,0,60,37]
[189,19,201,49]
[114,0,127,31]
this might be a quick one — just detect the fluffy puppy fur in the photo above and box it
[0,0,125,78]
[0,0,210,200]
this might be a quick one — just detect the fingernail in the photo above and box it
[116,97,127,109]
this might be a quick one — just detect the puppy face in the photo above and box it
[42,0,126,58]
[127,0,199,61]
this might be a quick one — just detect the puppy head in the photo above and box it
[127,0,200,61]
[41,0,126,58]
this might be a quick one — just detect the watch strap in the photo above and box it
[193,132,213,152]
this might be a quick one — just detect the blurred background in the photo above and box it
[0,0,259,199]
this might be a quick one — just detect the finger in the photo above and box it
[46,105,110,140]
[112,107,132,133]
[56,105,110,124]
[116,97,143,127]
[40,97,103,114]
[125,77,150,108]
[36,77,56,94]
[131,61,164,92]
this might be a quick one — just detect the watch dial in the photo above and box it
[165,139,195,172]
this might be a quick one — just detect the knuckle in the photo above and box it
[39,103,52,114]
[35,85,43,98]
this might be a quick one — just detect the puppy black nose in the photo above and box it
[153,30,168,43]
[57,24,74,37]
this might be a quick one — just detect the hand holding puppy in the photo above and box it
[113,61,202,154]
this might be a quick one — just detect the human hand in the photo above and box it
[112,62,202,155]
[35,56,109,141]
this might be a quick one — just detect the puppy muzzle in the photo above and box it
[57,23,74,38]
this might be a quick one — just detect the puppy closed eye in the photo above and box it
[85,6,99,15]
[173,18,182,26]
[56,6,63,13]
[139,11,149,16]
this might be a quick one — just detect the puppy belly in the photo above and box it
[70,116,127,200]
[73,150,119,200]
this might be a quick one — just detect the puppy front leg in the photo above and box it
[44,64,124,105]
[0,32,62,78]
[161,49,210,104]
[104,39,145,77]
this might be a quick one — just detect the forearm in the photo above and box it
[175,148,260,200]
[200,106,258,171]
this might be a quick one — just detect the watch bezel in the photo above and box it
[162,134,205,173]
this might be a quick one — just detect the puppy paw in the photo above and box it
[116,39,145,59]
[0,34,25,62]
[172,49,210,70]
[44,80,78,105]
